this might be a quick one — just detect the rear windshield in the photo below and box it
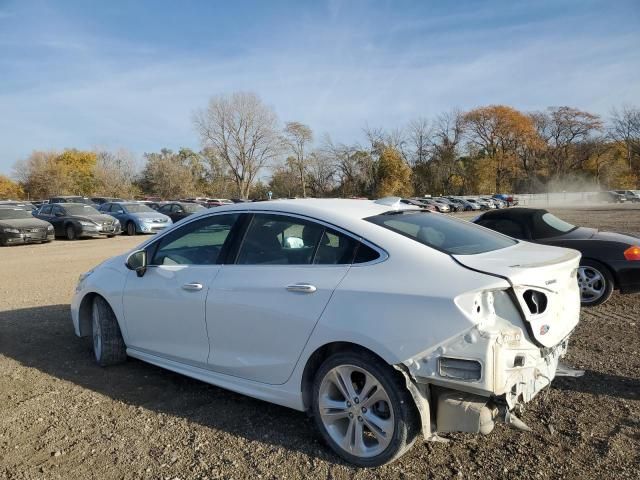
[366,211,517,255]
[540,213,576,238]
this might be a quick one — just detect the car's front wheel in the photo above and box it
[126,221,137,236]
[311,350,420,467]
[92,296,127,366]
[578,259,614,307]
[65,224,76,240]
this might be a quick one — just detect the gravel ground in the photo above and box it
[1,206,639,479]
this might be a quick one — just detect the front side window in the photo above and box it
[151,213,239,265]
[52,206,65,216]
[40,205,52,215]
[366,211,516,255]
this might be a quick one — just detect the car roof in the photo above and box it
[479,207,548,219]
[55,202,94,207]
[187,198,415,225]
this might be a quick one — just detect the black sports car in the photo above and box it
[0,207,55,246]
[35,203,121,240]
[473,208,640,306]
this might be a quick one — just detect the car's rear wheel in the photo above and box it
[311,350,420,467]
[578,259,614,307]
[126,222,136,236]
[92,296,127,366]
[65,224,76,240]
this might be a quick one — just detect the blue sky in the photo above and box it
[1,0,639,174]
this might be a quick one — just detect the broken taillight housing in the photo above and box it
[624,245,640,261]
[438,357,482,381]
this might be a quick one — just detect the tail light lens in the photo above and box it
[624,246,640,261]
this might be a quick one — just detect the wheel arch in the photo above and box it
[300,341,399,412]
[77,292,121,337]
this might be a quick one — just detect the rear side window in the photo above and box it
[366,211,516,255]
[477,219,526,239]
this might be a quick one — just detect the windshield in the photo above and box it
[184,203,206,213]
[124,203,155,213]
[0,208,32,220]
[366,211,517,255]
[64,205,100,215]
[540,213,576,234]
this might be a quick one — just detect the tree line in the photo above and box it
[4,92,639,200]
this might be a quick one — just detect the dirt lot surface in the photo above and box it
[1,206,639,479]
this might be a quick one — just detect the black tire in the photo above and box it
[311,350,420,467]
[106,234,116,238]
[126,221,136,236]
[91,296,127,366]
[578,259,614,307]
[65,224,77,240]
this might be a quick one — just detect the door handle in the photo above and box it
[182,282,203,291]
[286,283,317,293]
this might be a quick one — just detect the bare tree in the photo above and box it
[610,105,640,169]
[306,151,336,196]
[537,106,603,175]
[94,149,139,197]
[283,121,313,197]
[406,118,432,166]
[193,92,281,198]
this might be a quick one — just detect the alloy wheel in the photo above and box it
[578,266,606,303]
[318,365,395,458]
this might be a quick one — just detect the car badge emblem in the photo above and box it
[540,325,550,335]
[545,279,557,285]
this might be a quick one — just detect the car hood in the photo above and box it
[74,214,117,224]
[131,212,170,221]
[453,241,581,348]
[0,218,51,229]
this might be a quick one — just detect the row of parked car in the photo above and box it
[0,196,242,245]
[0,193,517,246]
[593,190,640,203]
[401,194,517,213]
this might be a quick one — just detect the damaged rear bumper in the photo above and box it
[397,329,572,438]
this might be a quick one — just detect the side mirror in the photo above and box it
[126,250,147,277]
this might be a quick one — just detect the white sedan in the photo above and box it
[72,198,581,466]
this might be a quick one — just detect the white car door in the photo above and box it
[122,213,240,366]
[206,212,363,384]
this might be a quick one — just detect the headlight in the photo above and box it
[3,228,20,234]
[113,220,120,226]
[47,225,54,231]
[79,221,95,227]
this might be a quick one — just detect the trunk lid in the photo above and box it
[453,241,581,348]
